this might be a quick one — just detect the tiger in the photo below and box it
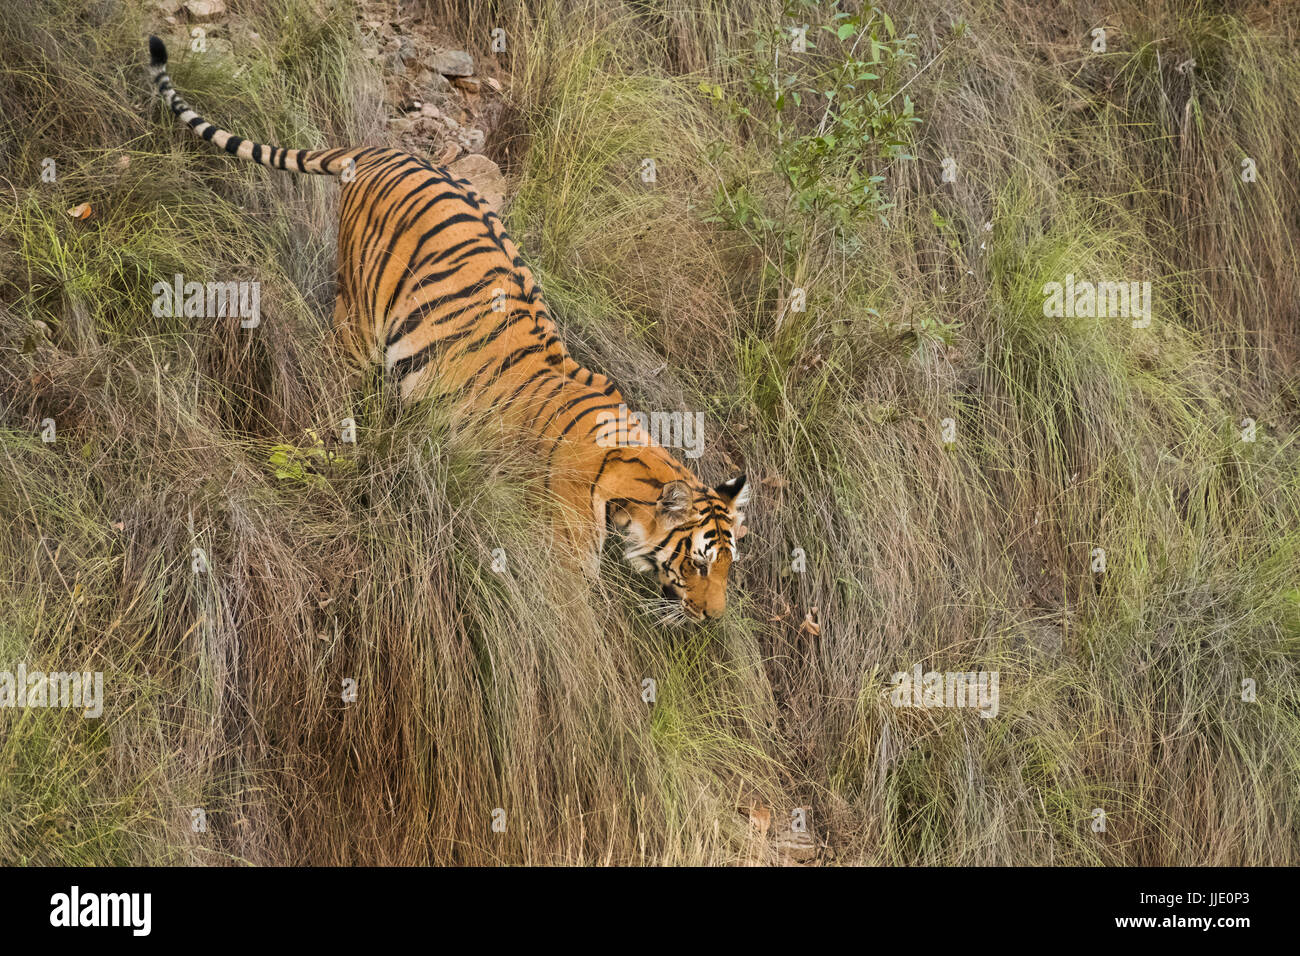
[147,35,749,622]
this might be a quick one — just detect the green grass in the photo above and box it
[0,0,1297,865]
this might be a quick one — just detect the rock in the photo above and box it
[183,0,225,20]
[412,68,451,93]
[447,154,508,215]
[380,36,408,72]
[430,49,474,77]
[772,827,817,863]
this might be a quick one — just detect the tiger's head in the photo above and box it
[610,474,750,623]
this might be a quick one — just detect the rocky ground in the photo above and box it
[153,0,509,212]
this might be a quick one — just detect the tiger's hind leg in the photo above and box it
[330,293,369,395]
[328,289,398,443]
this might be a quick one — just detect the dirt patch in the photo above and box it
[153,0,513,207]
[357,0,510,203]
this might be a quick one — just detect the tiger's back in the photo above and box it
[334,149,621,446]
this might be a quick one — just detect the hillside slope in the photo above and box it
[0,0,1297,865]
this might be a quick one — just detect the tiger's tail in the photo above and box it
[148,35,370,176]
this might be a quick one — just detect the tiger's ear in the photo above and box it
[715,474,750,512]
[657,480,692,524]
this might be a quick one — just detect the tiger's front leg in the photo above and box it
[551,476,605,580]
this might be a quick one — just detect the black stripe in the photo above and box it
[555,401,623,440]
[389,347,434,383]
[373,213,490,317]
[354,160,449,309]
[445,310,534,362]
[502,368,555,408]
[586,448,645,499]
[380,233,484,320]
[384,273,512,347]
[498,343,546,374]
[382,249,509,340]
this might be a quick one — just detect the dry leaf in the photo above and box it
[799,606,821,637]
[67,202,93,221]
